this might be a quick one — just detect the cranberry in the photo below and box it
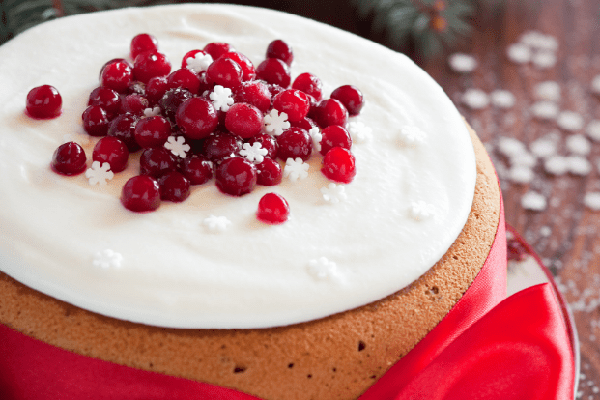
[121,175,160,213]
[221,51,256,81]
[311,98,348,129]
[130,33,159,60]
[108,113,141,152]
[158,171,191,202]
[247,133,277,158]
[256,158,283,186]
[203,42,235,60]
[167,69,201,94]
[234,80,272,113]
[92,136,129,173]
[224,102,264,138]
[197,71,213,95]
[50,142,87,176]
[276,127,312,161]
[292,73,323,102]
[181,155,213,185]
[215,156,257,196]
[133,51,172,84]
[82,105,109,136]
[26,85,62,119]
[256,192,290,224]
[266,40,294,66]
[321,147,356,184]
[272,89,310,122]
[101,58,133,78]
[134,116,171,148]
[290,116,317,131]
[139,147,178,178]
[120,94,149,116]
[159,87,193,122]
[320,125,352,155]
[202,131,243,162]
[145,76,169,105]
[256,58,291,88]
[267,83,285,99]
[331,85,364,116]
[100,60,133,94]
[176,97,218,140]
[206,57,243,89]
[88,87,121,118]
[128,80,146,96]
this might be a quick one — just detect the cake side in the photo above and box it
[0,126,500,400]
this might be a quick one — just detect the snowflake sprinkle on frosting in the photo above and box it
[93,249,123,269]
[63,129,90,146]
[240,142,268,163]
[410,200,435,221]
[264,109,290,136]
[143,106,161,117]
[185,52,213,73]
[164,136,190,158]
[283,157,309,182]
[209,85,235,112]
[320,183,347,204]
[309,127,322,151]
[307,257,340,282]
[85,161,114,186]
[348,121,372,143]
[398,125,426,147]
[203,215,232,233]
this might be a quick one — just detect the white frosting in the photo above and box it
[0,4,476,328]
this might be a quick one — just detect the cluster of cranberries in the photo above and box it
[35,33,364,223]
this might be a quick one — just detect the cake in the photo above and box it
[0,4,502,400]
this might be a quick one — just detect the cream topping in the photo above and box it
[0,4,476,328]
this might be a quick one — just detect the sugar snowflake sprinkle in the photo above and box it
[164,136,191,158]
[93,249,123,269]
[209,85,234,112]
[398,125,426,147]
[307,257,340,282]
[348,121,372,143]
[240,142,268,163]
[143,106,161,117]
[264,109,290,136]
[85,161,114,186]
[410,200,435,221]
[462,88,489,110]
[320,183,347,204]
[309,127,322,151]
[283,157,309,182]
[203,215,232,233]
[185,52,213,73]
[448,53,477,73]
[521,191,547,211]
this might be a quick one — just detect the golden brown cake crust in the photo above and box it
[0,127,500,400]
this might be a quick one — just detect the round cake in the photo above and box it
[0,4,501,400]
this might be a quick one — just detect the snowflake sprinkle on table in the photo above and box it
[203,215,232,233]
[307,257,341,282]
[240,142,268,163]
[164,136,190,158]
[143,106,161,117]
[308,127,322,151]
[264,109,290,136]
[93,249,123,269]
[348,121,372,143]
[185,52,213,73]
[209,85,234,112]
[283,157,309,182]
[320,183,347,204]
[85,161,114,186]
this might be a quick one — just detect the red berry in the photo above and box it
[88,87,121,118]
[331,85,364,116]
[276,127,312,161]
[134,116,171,148]
[100,58,133,78]
[130,33,158,60]
[290,116,317,131]
[133,51,172,84]
[247,133,277,158]
[145,76,169,105]
[292,72,323,102]
[224,102,264,138]
[167,69,201,94]
[139,147,178,178]
[267,83,285,99]
[120,94,149,116]
[82,105,109,136]
[175,97,218,140]
[100,60,133,94]
[234,80,272,113]
[158,171,190,202]
[202,131,243,162]
[256,158,283,186]
[221,51,256,81]
[256,192,290,224]
[256,58,291,88]
[26,85,62,119]
[312,98,348,129]
[321,147,356,184]
[206,57,243,89]
[181,155,213,185]
[50,142,87,176]
[266,40,294,66]
[215,157,257,196]
[197,71,213,95]
[320,125,352,155]
[203,42,235,60]
[121,175,160,213]
[108,113,141,152]
[272,89,310,122]
[159,87,193,122]
[92,136,129,173]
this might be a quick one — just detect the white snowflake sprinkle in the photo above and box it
[203,215,232,233]
[530,101,559,120]
[264,109,290,136]
[520,31,558,51]
[557,111,585,131]
[93,249,123,269]
[240,142,268,163]
[509,151,536,168]
[448,53,477,73]
[532,51,557,69]
[508,165,534,184]
[348,121,372,143]
[521,191,547,211]
[490,90,515,109]
[565,134,591,156]
[143,107,161,117]
[567,156,591,176]
[398,125,426,147]
[164,136,191,158]
[308,127,323,151]
[586,120,600,142]
[592,75,600,95]
[85,161,114,186]
[584,192,600,211]
[320,183,347,204]
[507,43,531,64]
[307,257,340,282]
[462,88,489,110]
[410,201,435,221]
[530,135,558,158]
[534,81,560,101]
[283,157,309,182]
[497,137,527,158]
[209,85,235,112]
[185,51,213,73]
[544,156,569,175]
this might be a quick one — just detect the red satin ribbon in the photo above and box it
[0,204,575,400]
